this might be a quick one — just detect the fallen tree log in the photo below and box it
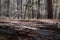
[0,19,60,40]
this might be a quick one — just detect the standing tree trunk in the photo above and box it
[24,0,30,19]
[37,0,40,19]
[17,0,22,19]
[28,0,33,19]
[0,0,1,16]
[1,0,10,17]
[9,0,17,19]
[47,0,53,19]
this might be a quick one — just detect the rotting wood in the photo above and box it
[0,19,60,40]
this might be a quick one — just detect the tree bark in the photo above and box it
[47,0,53,19]
[1,0,10,17]
[9,0,17,19]
[0,0,1,16]
[37,0,40,19]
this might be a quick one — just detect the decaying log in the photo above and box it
[0,19,60,40]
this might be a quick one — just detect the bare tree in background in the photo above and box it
[17,0,22,19]
[37,0,40,19]
[0,0,55,19]
[9,0,17,19]
[47,0,53,19]
[1,0,9,17]
[0,0,1,16]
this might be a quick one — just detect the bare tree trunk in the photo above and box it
[1,0,9,18]
[28,0,32,19]
[46,0,53,19]
[33,0,38,19]
[17,0,22,19]
[37,0,40,19]
[0,0,1,16]
[9,0,17,19]
[24,0,30,19]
